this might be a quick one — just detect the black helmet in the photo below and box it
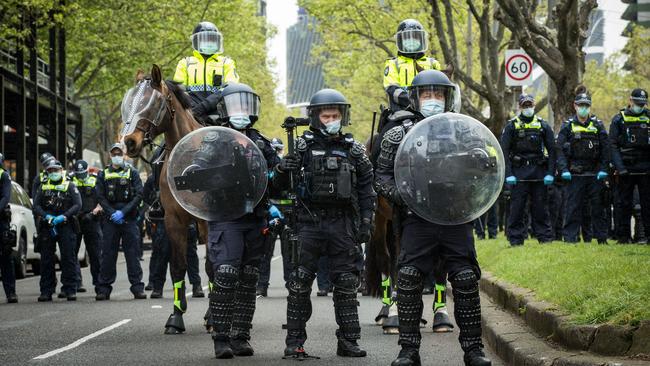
[39,152,55,168]
[396,19,428,54]
[44,159,63,171]
[307,89,351,131]
[191,21,223,55]
[270,138,284,150]
[408,70,456,113]
[74,160,89,174]
[216,83,261,127]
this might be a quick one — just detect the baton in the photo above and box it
[369,111,377,153]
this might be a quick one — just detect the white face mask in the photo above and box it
[321,120,341,135]
[631,104,645,114]
[521,107,535,118]
[420,99,445,117]
[111,156,124,167]
[229,115,251,130]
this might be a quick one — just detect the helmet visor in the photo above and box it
[409,85,455,112]
[191,30,223,54]
[120,81,167,136]
[222,92,260,118]
[396,30,428,53]
[309,104,351,129]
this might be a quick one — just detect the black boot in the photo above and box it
[230,336,254,356]
[464,348,492,366]
[336,339,366,357]
[7,293,18,303]
[230,266,258,354]
[150,289,163,298]
[212,334,234,359]
[391,347,421,366]
[192,283,205,298]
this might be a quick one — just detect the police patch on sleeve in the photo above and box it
[296,137,307,152]
[351,141,366,157]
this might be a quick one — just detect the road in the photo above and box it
[0,243,502,365]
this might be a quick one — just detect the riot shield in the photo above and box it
[394,113,504,225]
[166,126,268,221]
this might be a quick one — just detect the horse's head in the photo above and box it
[120,64,175,158]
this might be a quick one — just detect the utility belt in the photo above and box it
[38,215,81,235]
[512,155,547,168]
[297,206,350,223]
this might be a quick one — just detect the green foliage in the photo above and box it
[476,238,650,325]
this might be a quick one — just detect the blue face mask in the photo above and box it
[201,43,219,55]
[631,104,645,114]
[321,120,341,135]
[75,172,88,180]
[420,99,445,118]
[48,172,62,181]
[230,115,251,130]
[111,156,124,167]
[402,39,422,53]
[522,107,535,118]
[576,106,590,118]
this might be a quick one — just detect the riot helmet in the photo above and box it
[396,19,428,54]
[191,21,223,55]
[216,82,261,130]
[307,89,351,135]
[408,70,456,115]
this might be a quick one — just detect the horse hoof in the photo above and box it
[164,326,184,335]
[164,313,186,334]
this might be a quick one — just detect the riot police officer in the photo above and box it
[71,160,102,290]
[190,82,279,358]
[609,88,650,243]
[556,90,610,243]
[501,94,556,246]
[0,153,17,303]
[275,89,376,358]
[95,143,145,300]
[384,19,441,111]
[173,21,239,123]
[374,70,491,366]
[33,160,81,301]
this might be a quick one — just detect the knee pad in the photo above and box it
[333,272,359,295]
[287,266,315,294]
[239,265,259,289]
[449,268,479,291]
[397,266,423,291]
[214,264,239,289]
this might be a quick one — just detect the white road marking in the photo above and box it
[33,319,131,360]
[151,305,162,309]
[271,256,281,262]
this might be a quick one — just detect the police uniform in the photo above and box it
[556,115,610,243]
[173,50,239,105]
[375,115,488,364]
[501,114,556,245]
[274,129,376,354]
[33,176,81,299]
[0,167,17,302]
[384,54,441,110]
[95,164,144,298]
[609,106,650,242]
[72,173,102,287]
[201,128,280,356]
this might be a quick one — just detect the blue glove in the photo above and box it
[596,171,608,180]
[543,175,554,186]
[52,215,66,226]
[505,176,517,185]
[45,214,55,223]
[111,210,124,224]
[561,172,572,181]
[268,205,284,220]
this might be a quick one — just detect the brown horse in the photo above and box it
[122,64,209,334]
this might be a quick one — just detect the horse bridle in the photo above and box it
[135,88,176,149]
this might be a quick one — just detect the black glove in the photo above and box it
[191,93,220,118]
[357,216,374,244]
[278,154,300,173]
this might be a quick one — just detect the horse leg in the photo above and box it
[164,212,190,335]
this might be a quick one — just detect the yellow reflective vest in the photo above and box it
[383,54,442,89]
[173,50,239,92]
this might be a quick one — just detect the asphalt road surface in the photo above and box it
[0,243,502,365]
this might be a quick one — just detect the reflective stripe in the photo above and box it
[73,176,97,188]
[42,180,70,192]
[621,111,650,123]
[103,168,131,180]
[570,120,598,134]
[514,116,542,129]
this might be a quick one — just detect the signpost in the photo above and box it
[505,49,533,86]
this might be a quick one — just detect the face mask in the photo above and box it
[322,120,341,135]
[111,156,124,167]
[521,107,535,118]
[75,172,88,180]
[402,39,422,53]
[576,106,590,118]
[48,172,62,181]
[420,99,445,117]
[201,42,219,55]
[229,115,251,130]
[631,104,645,114]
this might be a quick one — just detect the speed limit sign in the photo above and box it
[505,49,533,86]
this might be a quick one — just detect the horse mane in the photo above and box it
[164,80,192,110]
